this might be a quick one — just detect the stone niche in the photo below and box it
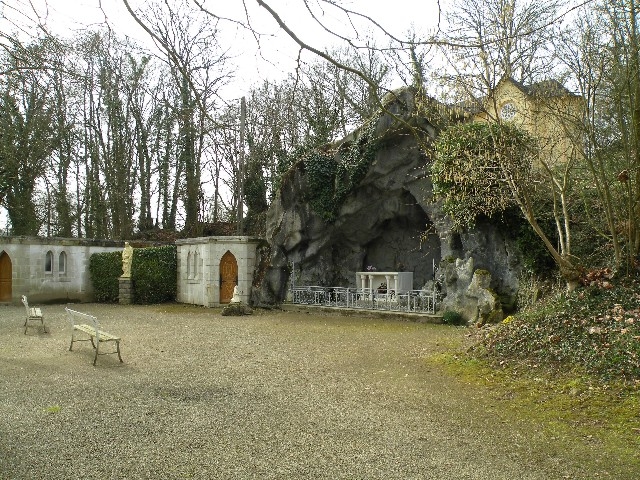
[357,191,440,289]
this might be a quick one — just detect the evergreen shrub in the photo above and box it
[89,251,122,303]
[442,310,465,326]
[132,245,177,304]
[432,122,537,230]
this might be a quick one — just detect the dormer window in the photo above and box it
[500,102,517,121]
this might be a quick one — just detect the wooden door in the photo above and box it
[219,251,238,304]
[0,252,12,302]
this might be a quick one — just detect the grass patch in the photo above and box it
[436,275,640,473]
[44,405,61,414]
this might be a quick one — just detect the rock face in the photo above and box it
[467,269,504,325]
[253,87,522,321]
[439,257,504,325]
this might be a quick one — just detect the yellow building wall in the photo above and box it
[472,80,583,167]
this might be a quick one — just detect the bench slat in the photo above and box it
[73,324,120,340]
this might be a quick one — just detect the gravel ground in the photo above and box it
[0,302,634,479]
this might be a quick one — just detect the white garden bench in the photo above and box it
[66,307,123,366]
[22,295,46,334]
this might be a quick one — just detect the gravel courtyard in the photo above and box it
[0,302,635,479]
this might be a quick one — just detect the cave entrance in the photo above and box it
[363,206,439,289]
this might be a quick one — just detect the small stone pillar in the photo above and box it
[119,277,133,305]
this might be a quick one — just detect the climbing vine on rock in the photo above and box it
[431,122,537,230]
[303,150,338,222]
[334,120,379,210]
[300,120,380,222]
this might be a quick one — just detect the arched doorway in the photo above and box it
[0,251,12,302]
[219,251,238,304]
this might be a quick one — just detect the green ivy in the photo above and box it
[301,121,380,222]
[480,277,640,380]
[334,121,379,208]
[304,151,338,222]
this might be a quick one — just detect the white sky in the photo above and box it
[3,0,446,97]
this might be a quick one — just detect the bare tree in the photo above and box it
[438,0,562,106]
[129,0,230,235]
[124,53,155,232]
[555,0,640,271]
[47,41,76,237]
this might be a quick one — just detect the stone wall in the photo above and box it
[0,236,123,303]
[1,235,265,307]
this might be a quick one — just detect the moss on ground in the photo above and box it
[432,274,640,475]
[429,349,640,476]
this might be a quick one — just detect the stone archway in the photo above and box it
[219,251,238,304]
[0,251,12,302]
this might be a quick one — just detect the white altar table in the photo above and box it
[355,271,413,294]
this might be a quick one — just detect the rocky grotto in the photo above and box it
[253,87,522,324]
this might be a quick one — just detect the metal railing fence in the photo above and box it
[289,286,440,315]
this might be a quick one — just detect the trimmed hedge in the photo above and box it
[132,245,177,304]
[89,245,177,304]
[89,251,122,303]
